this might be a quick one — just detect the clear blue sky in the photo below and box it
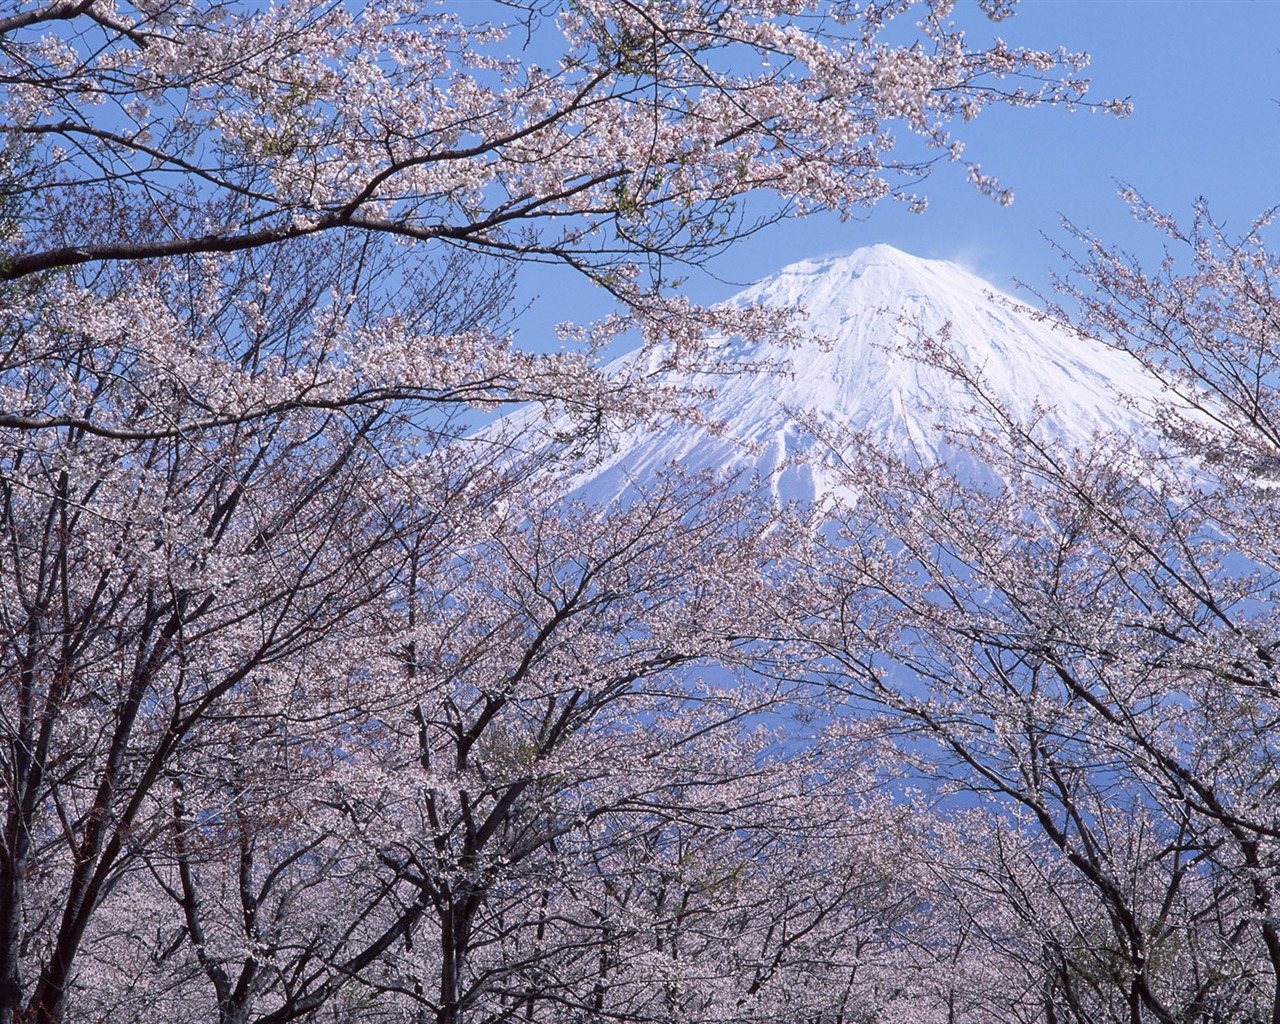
[517,0,1280,343]
[713,0,1280,295]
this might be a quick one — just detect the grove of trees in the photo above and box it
[802,207,1280,1023]
[4,1,1276,1024]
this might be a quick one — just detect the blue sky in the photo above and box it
[517,1,1280,345]
[714,0,1280,296]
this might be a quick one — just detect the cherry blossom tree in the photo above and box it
[2,0,1118,289]
[10,457,938,1024]
[803,203,1280,1024]
[0,1,1128,1021]
[0,224,941,1022]
[0,238,525,1024]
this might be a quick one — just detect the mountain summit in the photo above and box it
[509,245,1161,504]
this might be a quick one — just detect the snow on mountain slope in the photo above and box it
[490,244,1165,504]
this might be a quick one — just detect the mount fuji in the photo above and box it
[494,244,1163,504]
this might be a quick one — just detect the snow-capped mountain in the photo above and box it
[494,244,1163,504]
